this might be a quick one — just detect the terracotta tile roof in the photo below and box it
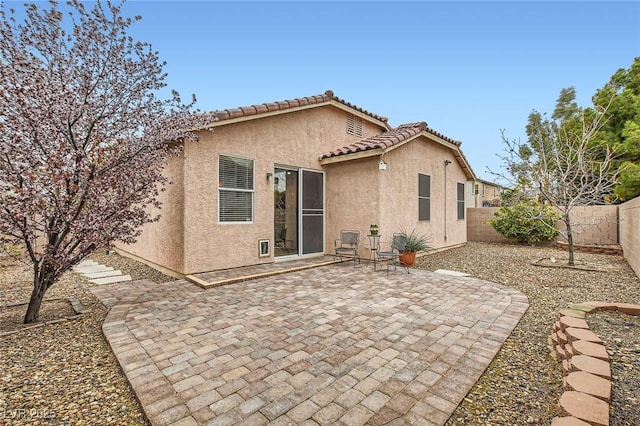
[320,122,426,159]
[320,122,461,160]
[205,90,388,125]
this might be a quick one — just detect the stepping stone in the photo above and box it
[73,260,99,269]
[90,275,132,285]
[84,270,124,279]
[433,269,470,277]
[75,265,115,274]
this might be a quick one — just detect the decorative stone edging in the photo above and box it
[554,241,623,256]
[0,296,87,337]
[550,301,640,426]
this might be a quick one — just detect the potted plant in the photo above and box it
[369,224,379,235]
[398,228,431,267]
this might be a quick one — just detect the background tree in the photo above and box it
[494,97,620,265]
[592,57,640,200]
[0,0,209,323]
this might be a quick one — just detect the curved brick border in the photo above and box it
[550,302,640,426]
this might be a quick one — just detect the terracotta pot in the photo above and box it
[399,251,416,267]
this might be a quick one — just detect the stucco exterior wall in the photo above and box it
[324,157,381,259]
[180,107,386,274]
[118,103,472,275]
[115,153,185,274]
[325,136,469,259]
[377,136,468,249]
[620,196,640,278]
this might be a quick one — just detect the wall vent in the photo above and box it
[346,114,363,137]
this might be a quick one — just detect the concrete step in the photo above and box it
[84,270,123,279]
[73,260,99,269]
[74,265,115,274]
[90,275,132,285]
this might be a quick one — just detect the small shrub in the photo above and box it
[398,228,432,252]
[489,201,559,245]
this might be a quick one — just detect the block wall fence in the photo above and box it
[466,197,640,279]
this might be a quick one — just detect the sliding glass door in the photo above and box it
[273,167,324,257]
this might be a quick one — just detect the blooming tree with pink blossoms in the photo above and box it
[0,0,210,323]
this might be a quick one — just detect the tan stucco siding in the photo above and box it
[181,107,386,274]
[377,136,467,248]
[325,135,468,257]
[324,158,382,259]
[115,153,185,273]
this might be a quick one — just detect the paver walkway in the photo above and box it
[90,264,528,426]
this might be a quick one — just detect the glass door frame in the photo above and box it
[274,166,299,258]
[273,166,325,259]
[299,168,325,256]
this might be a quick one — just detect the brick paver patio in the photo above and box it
[91,264,528,426]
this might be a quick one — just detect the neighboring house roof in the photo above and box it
[476,178,511,191]
[199,90,390,129]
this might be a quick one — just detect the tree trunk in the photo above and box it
[23,263,51,324]
[565,215,575,266]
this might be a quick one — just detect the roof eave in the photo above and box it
[192,101,334,131]
[320,148,384,165]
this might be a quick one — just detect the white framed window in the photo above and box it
[418,173,430,221]
[219,154,254,223]
[457,182,465,220]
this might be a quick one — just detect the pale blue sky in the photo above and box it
[12,1,640,181]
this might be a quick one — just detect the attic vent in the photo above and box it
[346,114,363,137]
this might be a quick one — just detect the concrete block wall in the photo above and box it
[555,205,618,245]
[466,207,509,243]
[619,196,640,278]
[467,206,618,246]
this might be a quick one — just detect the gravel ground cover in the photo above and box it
[1,253,174,426]
[416,242,640,425]
[588,311,640,425]
[1,243,638,425]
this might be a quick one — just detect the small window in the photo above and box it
[418,174,430,221]
[219,155,254,222]
[457,182,465,220]
[346,114,363,137]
